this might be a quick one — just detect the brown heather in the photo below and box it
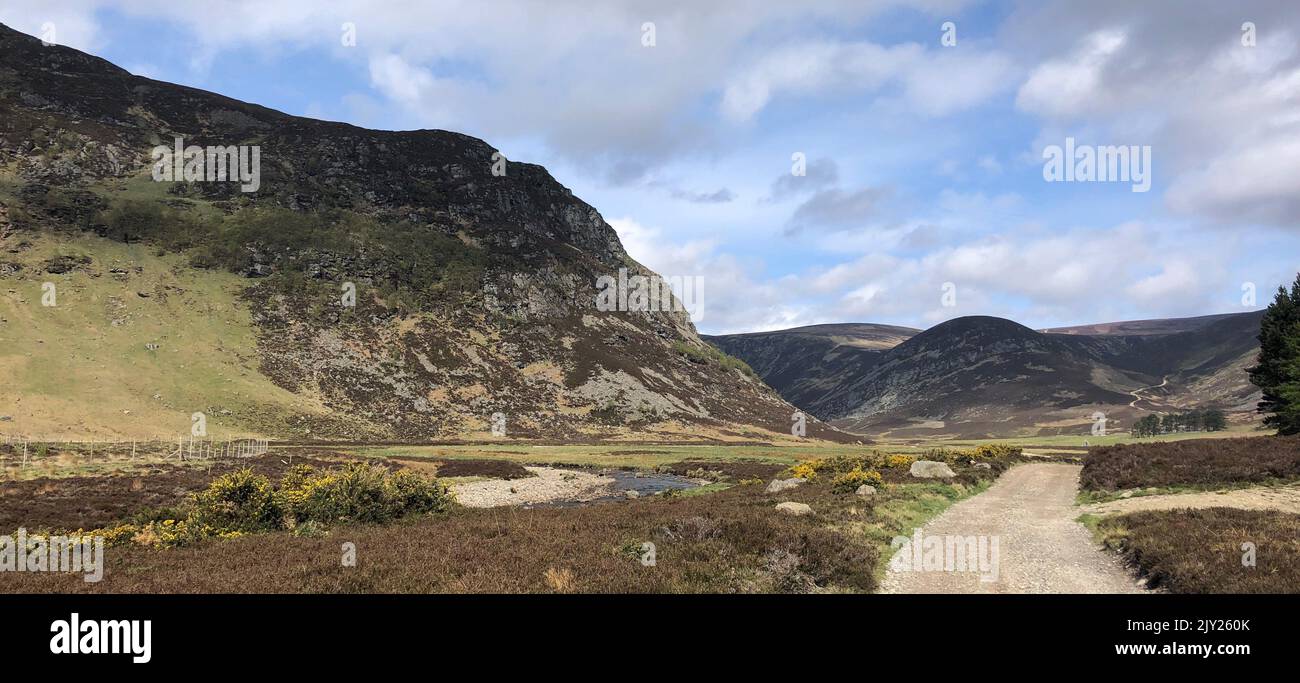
[1080,435,1300,491]
[1098,508,1300,593]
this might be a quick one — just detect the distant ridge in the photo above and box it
[1041,312,1252,336]
[710,312,1265,438]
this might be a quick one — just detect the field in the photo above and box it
[1074,435,1300,593]
[349,442,861,471]
[0,443,1009,593]
[1091,508,1300,593]
[1079,435,1300,496]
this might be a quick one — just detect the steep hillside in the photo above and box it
[0,23,844,442]
[704,323,917,417]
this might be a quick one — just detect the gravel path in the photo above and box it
[1081,483,1300,516]
[880,463,1146,594]
[451,466,615,507]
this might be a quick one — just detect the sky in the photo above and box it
[4,0,1300,334]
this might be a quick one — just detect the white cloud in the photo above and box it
[1015,30,1127,120]
[368,54,436,104]
[721,39,1014,123]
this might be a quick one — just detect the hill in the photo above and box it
[710,312,1265,438]
[0,23,845,442]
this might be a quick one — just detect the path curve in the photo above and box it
[1128,375,1169,410]
[880,463,1145,594]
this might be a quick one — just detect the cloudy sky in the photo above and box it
[7,0,1300,334]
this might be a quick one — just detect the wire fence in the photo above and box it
[0,434,271,474]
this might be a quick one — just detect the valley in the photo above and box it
[710,312,1265,439]
[0,18,1295,603]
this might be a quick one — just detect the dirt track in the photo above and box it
[1081,483,1300,516]
[880,463,1145,594]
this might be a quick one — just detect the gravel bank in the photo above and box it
[451,466,616,508]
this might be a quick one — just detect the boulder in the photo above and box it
[855,484,876,496]
[624,490,640,499]
[910,460,956,479]
[973,462,992,470]
[775,502,814,516]
[766,477,806,493]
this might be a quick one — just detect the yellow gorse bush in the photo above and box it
[830,467,883,493]
[788,462,818,480]
[68,463,453,549]
[885,454,915,469]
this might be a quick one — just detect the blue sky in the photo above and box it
[6,1,1300,334]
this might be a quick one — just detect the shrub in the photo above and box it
[81,463,452,548]
[281,463,452,526]
[788,462,818,480]
[970,444,1021,459]
[187,469,283,534]
[830,467,883,493]
[789,453,889,480]
[885,454,915,469]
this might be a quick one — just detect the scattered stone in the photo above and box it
[855,484,876,496]
[910,460,957,479]
[1119,490,1135,498]
[624,490,639,499]
[775,501,813,516]
[766,477,806,493]
[973,462,992,470]
[43,254,91,274]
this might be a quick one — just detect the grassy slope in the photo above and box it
[0,231,329,440]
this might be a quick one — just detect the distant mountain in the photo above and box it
[703,323,918,419]
[0,23,848,442]
[1040,313,1244,336]
[710,312,1265,438]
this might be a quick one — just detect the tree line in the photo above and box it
[1131,409,1227,438]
